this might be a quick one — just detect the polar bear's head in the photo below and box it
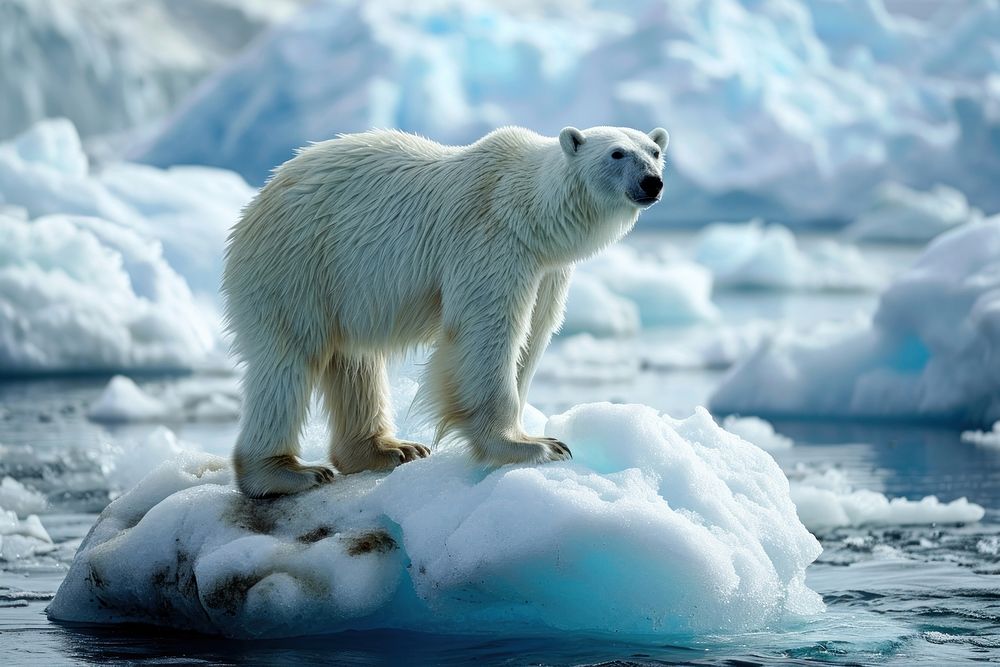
[559,126,669,211]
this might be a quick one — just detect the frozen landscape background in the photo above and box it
[2,0,1000,664]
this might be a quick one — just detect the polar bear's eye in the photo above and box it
[652,150,660,159]
[611,150,624,160]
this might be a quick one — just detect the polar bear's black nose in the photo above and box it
[640,175,663,198]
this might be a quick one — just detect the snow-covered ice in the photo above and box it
[711,219,1000,427]
[846,182,984,243]
[787,467,985,533]
[0,120,254,374]
[694,221,883,291]
[47,403,824,639]
[139,0,1000,223]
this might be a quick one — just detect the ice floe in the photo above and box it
[87,375,241,424]
[711,219,1000,427]
[846,182,984,243]
[48,403,824,638]
[694,221,883,291]
[787,467,985,533]
[961,422,1000,449]
[721,416,793,451]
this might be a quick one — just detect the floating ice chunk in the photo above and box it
[189,393,242,422]
[562,272,640,337]
[694,221,882,291]
[0,477,47,516]
[86,375,243,423]
[578,246,719,326]
[0,508,53,562]
[48,404,823,638]
[722,416,793,451]
[712,220,1000,427]
[87,376,170,423]
[104,427,193,494]
[788,467,984,532]
[538,334,641,383]
[961,421,1000,448]
[846,182,983,243]
[0,211,217,374]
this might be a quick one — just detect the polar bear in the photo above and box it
[223,125,668,497]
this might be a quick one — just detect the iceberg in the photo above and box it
[138,0,1000,223]
[693,221,883,291]
[48,403,824,639]
[711,219,1000,427]
[576,246,719,327]
[0,0,307,142]
[845,182,983,243]
[561,273,640,338]
[0,120,255,374]
[0,211,218,374]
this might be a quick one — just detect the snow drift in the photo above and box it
[139,0,1000,223]
[47,403,824,639]
[711,219,1000,427]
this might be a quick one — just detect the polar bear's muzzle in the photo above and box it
[631,175,663,206]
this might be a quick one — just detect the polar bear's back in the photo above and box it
[223,128,547,355]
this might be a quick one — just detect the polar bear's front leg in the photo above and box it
[434,284,572,465]
[234,355,337,498]
[516,267,572,417]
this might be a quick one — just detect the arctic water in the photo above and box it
[1,234,998,665]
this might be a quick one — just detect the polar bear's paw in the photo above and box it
[235,455,337,498]
[333,437,432,474]
[481,435,573,465]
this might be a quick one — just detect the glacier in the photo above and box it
[46,403,825,639]
[137,0,1000,224]
[711,218,1000,427]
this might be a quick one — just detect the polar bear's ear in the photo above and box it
[648,127,669,151]
[559,127,586,156]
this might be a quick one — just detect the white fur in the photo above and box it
[223,125,668,497]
